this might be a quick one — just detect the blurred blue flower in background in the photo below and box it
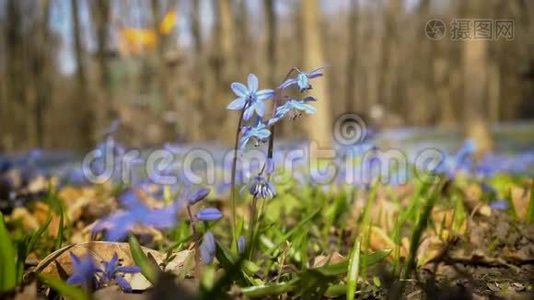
[93,189,181,241]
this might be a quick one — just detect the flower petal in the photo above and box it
[243,105,255,121]
[231,82,248,98]
[307,65,327,78]
[227,97,246,110]
[247,73,258,92]
[278,78,297,89]
[254,101,266,117]
[239,136,251,151]
[114,275,132,292]
[115,266,141,274]
[256,89,274,101]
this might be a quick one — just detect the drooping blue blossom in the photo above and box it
[100,253,140,292]
[268,98,317,126]
[200,231,216,264]
[248,175,276,200]
[239,122,271,151]
[66,253,101,288]
[93,189,181,241]
[279,67,325,92]
[187,187,210,205]
[227,74,275,121]
[196,207,223,221]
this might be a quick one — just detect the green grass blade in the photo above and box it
[38,274,89,300]
[265,208,320,255]
[55,206,65,250]
[128,235,158,284]
[346,240,361,300]
[240,279,298,298]
[0,212,17,292]
[314,249,391,276]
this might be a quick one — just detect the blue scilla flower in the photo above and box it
[268,98,317,126]
[93,189,180,241]
[196,207,223,221]
[227,73,275,121]
[248,175,276,200]
[187,187,210,205]
[239,122,271,151]
[279,66,326,92]
[67,253,101,288]
[200,231,216,264]
[100,252,140,292]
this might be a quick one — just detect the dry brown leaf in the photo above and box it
[8,207,40,231]
[416,236,445,266]
[365,225,406,257]
[511,186,530,220]
[311,252,345,268]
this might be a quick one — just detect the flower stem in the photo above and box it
[230,108,246,253]
[186,205,201,280]
[247,196,258,259]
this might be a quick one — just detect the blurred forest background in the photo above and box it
[1,0,534,152]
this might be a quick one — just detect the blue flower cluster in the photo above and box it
[227,67,325,199]
[67,252,140,292]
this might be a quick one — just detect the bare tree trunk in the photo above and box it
[71,0,93,148]
[151,0,178,140]
[5,0,31,150]
[236,0,251,76]
[212,0,236,141]
[300,0,332,149]
[345,0,359,113]
[90,0,112,133]
[32,0,52,147]
[462,0,493,156]
[263,0,277,87]
[189,0,204,140]
[377,0,400,121]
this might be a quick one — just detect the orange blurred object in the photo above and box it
[119,10,177,56]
